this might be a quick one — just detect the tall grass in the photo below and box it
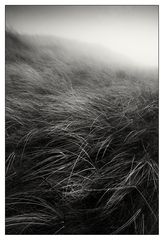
[5,31,158,234]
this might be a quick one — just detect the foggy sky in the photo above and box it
[6,5,158,68]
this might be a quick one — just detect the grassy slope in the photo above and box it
[5,31,158,234]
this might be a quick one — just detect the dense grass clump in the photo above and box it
[5,31,158,234]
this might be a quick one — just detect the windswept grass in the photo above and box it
[5,31,158,234]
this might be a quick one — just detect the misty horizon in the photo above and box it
[6,5,158,68]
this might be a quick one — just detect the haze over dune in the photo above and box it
[6,5,158,68]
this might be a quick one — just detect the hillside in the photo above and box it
[6,31,158,92]
[5,31,158,234]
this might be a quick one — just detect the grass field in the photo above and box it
[5,31,158,234]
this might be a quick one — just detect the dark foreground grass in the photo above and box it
[5,31,158,234]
